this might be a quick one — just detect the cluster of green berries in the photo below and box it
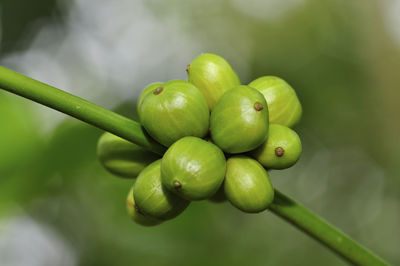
[97,53,302,226]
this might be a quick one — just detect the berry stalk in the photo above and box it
[269,190,388,265]
[0,66,165,155]
[0,65,390,265]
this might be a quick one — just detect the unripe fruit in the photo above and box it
[250,124,302,169]
[139,80,209,147]
[126,185,162,226]
[137,82,163,117]
[224,156,274,213]
[134,160,190,220]
[97,132,160,178]
[187,53,241,110]
[210,85,269,154]
[249,76,302,128]
[161,136,226,201]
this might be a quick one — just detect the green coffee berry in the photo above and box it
[134,159,190,220]
[161,136,226,201]
[187,53,241,110]
[224,156,274,213]
[249,76,302,128]
[250,124,302,169]
[126,185,162,226]
[97,132,160,178]
[210,85,269,154]
[139,80,209,147]
[137,82,163,117]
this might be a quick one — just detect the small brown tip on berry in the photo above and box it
[173,181,182,190]
[186,64,190,73]
[275,147,285,157]
[153,87,164,95]
[254,102,264,111]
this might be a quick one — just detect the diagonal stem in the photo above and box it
[269,190,388,265]
[0,65,390,265]
[0,66,166,155]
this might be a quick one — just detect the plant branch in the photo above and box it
[0,66,390,265]
[0,66,165,155]
[270,190,388,265]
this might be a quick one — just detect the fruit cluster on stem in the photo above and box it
[0,64,389,265]
[125,53,303,222]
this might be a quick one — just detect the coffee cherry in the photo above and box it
[137,82,163,118]
[97,132,160,178]
[134,160,190,220]
[126,185,162,226]
[250,124,302,169]
[161,136,227,201]
[249,76,302,128]
[187,53,240,110]
[224,156,274,213]
[210,85,269,153]
[139,80,209,147]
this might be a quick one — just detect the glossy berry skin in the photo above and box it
[137,82,163,118]
[249,76,302,128]
[210,85,269,154]
[250,124,302,170]
[187,53,241,110]
[134,160,190,220]
[139,80,209,147]
[224,156,274,213]
[161,137,227,201]
[97,132,160,178]
[126,185,163,226]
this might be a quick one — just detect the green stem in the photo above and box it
[0,66,390,265]
[269,190,388,265]
[0,66,165,155]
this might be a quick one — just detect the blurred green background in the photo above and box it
[0,0,399,265]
